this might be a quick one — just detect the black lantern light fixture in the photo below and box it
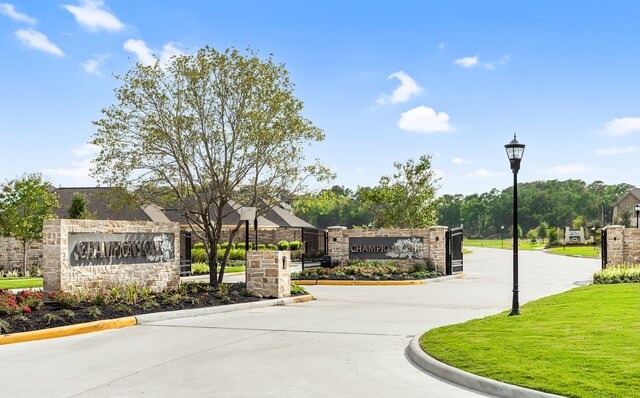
[505,134,525,316]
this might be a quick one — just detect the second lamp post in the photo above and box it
[505,134,525,316]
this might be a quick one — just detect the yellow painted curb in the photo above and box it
[291,294,315,303]
[0,317,137,345]
[292,274,464,286]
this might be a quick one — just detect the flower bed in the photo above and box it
[292,261,438,281]
[0,282,298,335]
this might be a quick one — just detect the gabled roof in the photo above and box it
[614,188,640,206]
[54,187,153,221]
[54,187,317,230]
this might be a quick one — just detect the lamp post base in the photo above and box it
[508,309,521,316]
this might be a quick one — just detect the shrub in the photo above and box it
[257,244,266,250]
[290,284,307,295]
[192,242,205,249]
[266,244,278,251]
[17,290,43,311]
[593,264,640,284]
[289,241,302,250]
[277,240,290,250]
[191,248,208,263]
[47,291,79,309]
[548,228,559,245]
[87,306,102,319]
[0,291,20,316]
[191,262,209,275]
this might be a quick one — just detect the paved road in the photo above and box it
[0,248,599,398]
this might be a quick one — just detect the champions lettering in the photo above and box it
[72,240,163,262]
[350,244,392,253]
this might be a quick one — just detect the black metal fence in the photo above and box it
[446,227,464,275]
[180,230,192,276]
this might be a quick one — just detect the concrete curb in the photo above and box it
[0,317,137,345]
[0,295,314,345]
[406,336,566,398]
[292,273,464,286]
[135,294,314,324]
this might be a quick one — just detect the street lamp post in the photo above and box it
[505,134,525,316]
[635,203,640,228]
[501,225,504,248]
[239,207,257,283]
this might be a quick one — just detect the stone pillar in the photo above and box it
[605,225,624,267]
[427,226,447,274]
[622,228,640,264]
[327,226,348,265]
[246,251,291,298]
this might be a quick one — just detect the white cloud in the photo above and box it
[542,163,592,176]
[456,54,509,70]
[437,42,445,50]
[62,0,124,32]
[14,29,64,56]
[454,56,478,68]
[42,144,98,186]
[376,70,423,105]
[398,106,454,133]
[597,117,640,136]
[466,169,505,178]
[452,157,471,165]
[124,39,184,66]
[434,169,446,180]
[0,3,37,24]
[81,53,110,75]
[71,143,99,157]
[595,146,638,156]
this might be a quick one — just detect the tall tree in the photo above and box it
[92,47,332,287]
[359,155,440,228]
[0,173,58,275]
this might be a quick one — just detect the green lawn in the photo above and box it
[548,245,600,258]
[464,239,545,251]
[420,284,640,398]
[0,277,43,290]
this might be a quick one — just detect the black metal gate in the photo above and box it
[601,227,607,270]
[301,227,328,271]
[180,230,192,276]
[446,227,464,275]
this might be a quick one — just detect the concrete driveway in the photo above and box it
[0,248,599,397]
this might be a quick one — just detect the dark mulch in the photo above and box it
[1,282,277,335]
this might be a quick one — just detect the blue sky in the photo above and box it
[1,1,639,196]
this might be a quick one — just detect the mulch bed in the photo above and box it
[1,282,273,335]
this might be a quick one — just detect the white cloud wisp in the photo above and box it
[15,29,64,56]
[597,117,640,136]
[595,146,638,156]
[0,3,37,24]
[62,0,124,32]
[81,53,110,75]
[124,39,184,66]
[376,70,423,105]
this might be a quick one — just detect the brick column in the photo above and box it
[327,226,348,265]
[246,251,291,298]
[605,225,624,266]
[427,226,447,274]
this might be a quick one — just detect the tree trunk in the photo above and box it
[208,243,219,288]
[21,240,28,277]
[218,223,242,284]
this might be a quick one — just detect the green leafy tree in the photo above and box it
[359,155,440,228]
[548,228,559,245]
[91,46,332,287]
[0,173,58,275]
[293,186,372,228]
[67,192,91,219]
[537,221,549,243]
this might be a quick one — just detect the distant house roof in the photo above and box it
[54,187,317,229]
[54,187,153,221]
[613,188,640,206]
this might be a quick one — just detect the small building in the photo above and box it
[612,188,640,226]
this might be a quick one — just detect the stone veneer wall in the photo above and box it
[246,251,291,298]
[0,238,43,272]
[604,225,640,266]
[327,226,448,274]
[42,219,181,294]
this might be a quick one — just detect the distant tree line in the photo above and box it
[437,180,633,239]
[294,179,634,240]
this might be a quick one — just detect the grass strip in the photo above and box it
[548,245,600,258]
[0,278,43,290]
[464,239,545,250]
[420,284,640,398]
